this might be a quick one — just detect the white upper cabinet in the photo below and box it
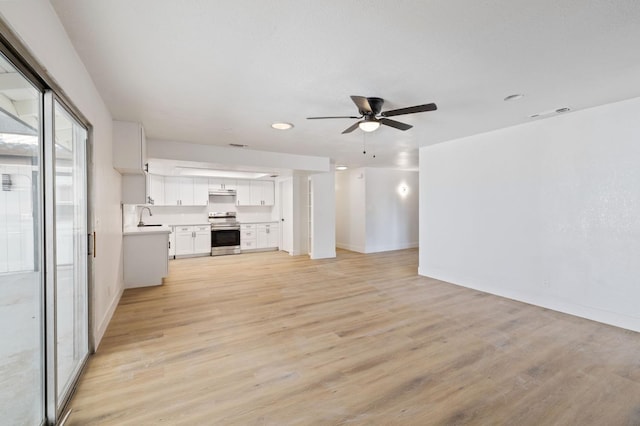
[236,180,275,206]
[113,121,147,174]
[236,180,252,206]
[163,177,207,206]
[261,181,275,206]
[252,180,275,206]
[193,178,209,206]
[209,178,237,191]
[147,174,164,205]
[165,177,191,205]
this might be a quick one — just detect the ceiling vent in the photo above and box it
[529,106,571,119]
[229,143,248,148]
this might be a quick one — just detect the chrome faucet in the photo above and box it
[138,206,153,226]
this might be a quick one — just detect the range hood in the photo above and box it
[209,189,237,196]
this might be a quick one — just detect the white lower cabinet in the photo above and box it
[123,231,169,288]
[194,225,211,253]
[257,223,279,248]
[175,225,211,256]
[240,224,256,250]
[241,222,279,251]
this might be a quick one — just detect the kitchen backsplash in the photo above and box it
[123,202,277,228]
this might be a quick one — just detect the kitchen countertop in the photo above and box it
[239,221,279,224]
[123,225,172,236]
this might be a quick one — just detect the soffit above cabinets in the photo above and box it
[148,159,287,180]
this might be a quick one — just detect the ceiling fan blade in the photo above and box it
[381,102,437,117]
[341,121,362,134]
[350,96,373,114]
[379,118,413,131]
[307,115,361,119]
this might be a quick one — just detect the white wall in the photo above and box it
[0,1,122,346]
[309,171,336,259]
[336,168,419,254]
[419,96,640,332]
[365,168,419,253]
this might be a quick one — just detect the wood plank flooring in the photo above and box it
[67,249,640,425]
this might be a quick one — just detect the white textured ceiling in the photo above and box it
[50,0,640,170]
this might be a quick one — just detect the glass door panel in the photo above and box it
[0,53,45,425]
[53,100,88,403]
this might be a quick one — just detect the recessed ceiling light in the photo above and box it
[504,94,524,101]
[271,122,293,130]
[335,165,348,171]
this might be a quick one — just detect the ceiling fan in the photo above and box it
[307,96,437,134]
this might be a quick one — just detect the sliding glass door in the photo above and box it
[0,51,45,426]
[52,99,89,406]
[0,47,90,425]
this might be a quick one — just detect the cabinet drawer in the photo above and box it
[241,230,256,240]
[241,240,255,250]
[176,226,192,232]
[241,224,255,231]
[194,225,210,232]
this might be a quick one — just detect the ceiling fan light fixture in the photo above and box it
[271,122,293,130]
[358,120,380,132]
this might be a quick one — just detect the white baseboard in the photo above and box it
[420,268,640,333]
[93,286,123,350]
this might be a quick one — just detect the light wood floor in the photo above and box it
[68,249,640,425]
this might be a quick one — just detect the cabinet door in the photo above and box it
[247,181,275,206]
[209,178,222,191]
[175,227,194,255]
[194,226,211,254]
[147,174,164,205]
[178,177,195,205]
[236,180,252,206]
[113,121,146,174]
[267,224,279,247]
[193,178,209,206]
[257,227,268,248]
[249,181,263,205]
[262,181,275,206]
[257,224,279,248]
[164,177,181,205]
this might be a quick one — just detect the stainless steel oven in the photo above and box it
[209,212,241,256]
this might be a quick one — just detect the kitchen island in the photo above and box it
[123,226,171,288]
